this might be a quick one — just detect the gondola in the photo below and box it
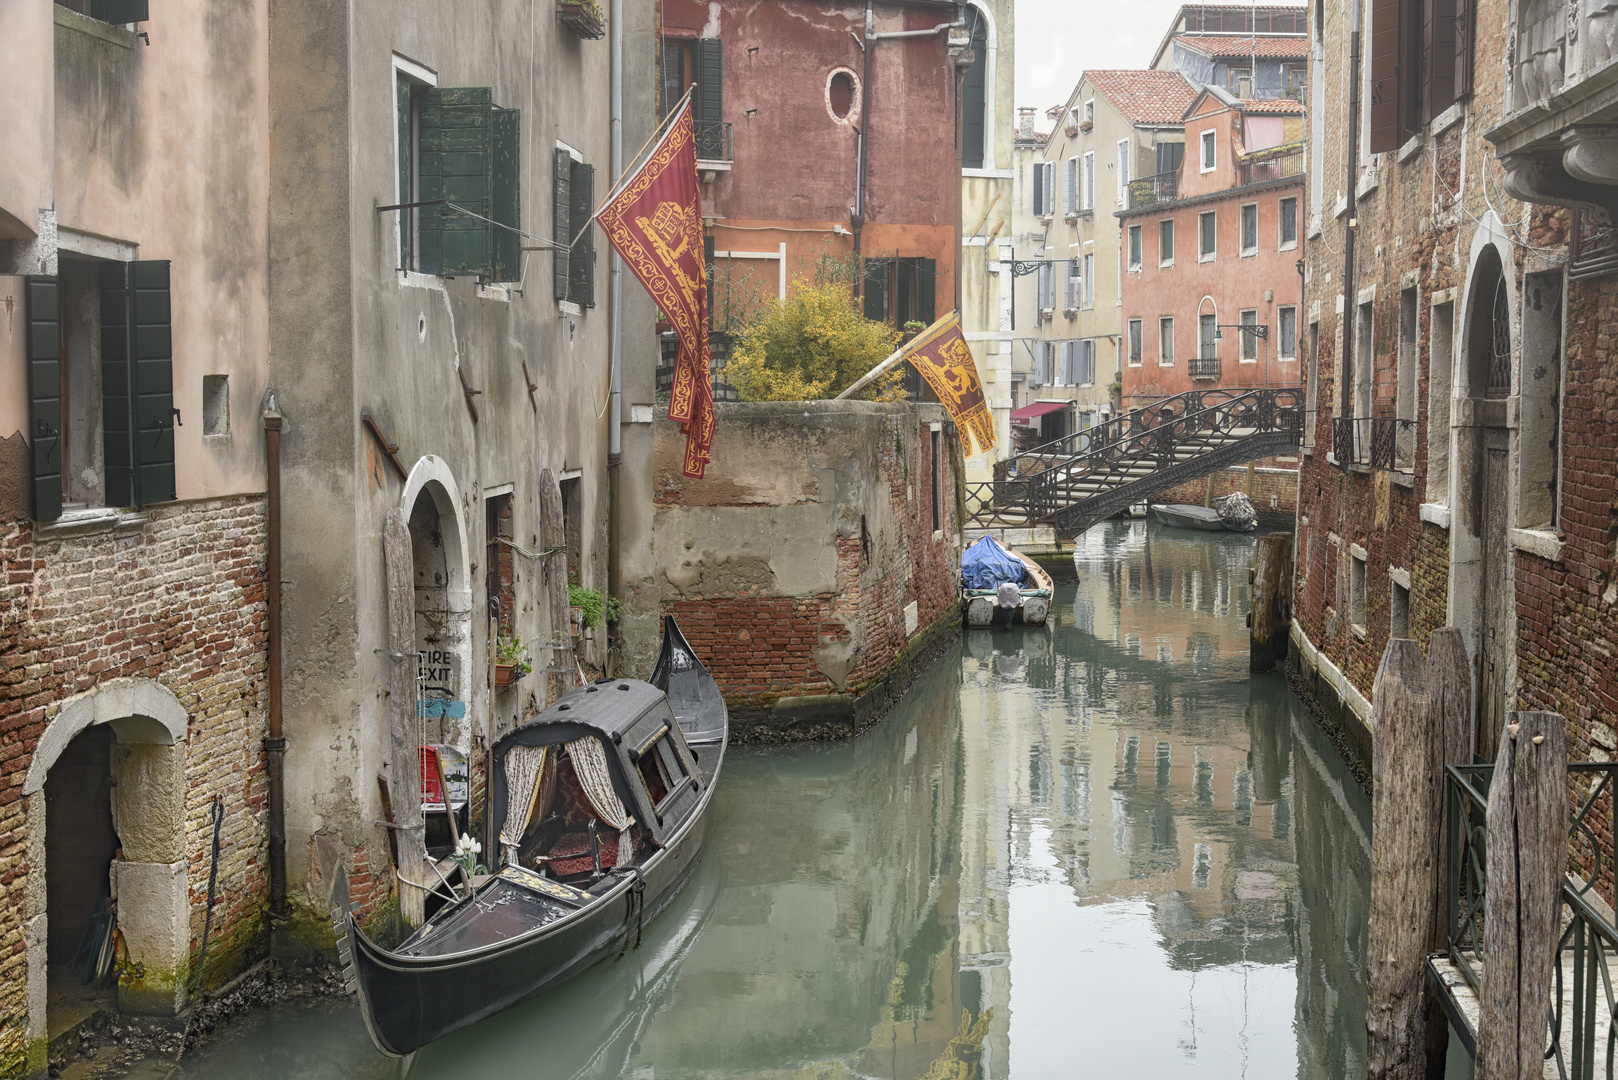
[316,616,727,1057]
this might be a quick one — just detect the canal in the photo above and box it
[112,521,1371,1080]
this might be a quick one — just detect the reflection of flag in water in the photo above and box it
[594,98,714,477]
[904,313,996,455]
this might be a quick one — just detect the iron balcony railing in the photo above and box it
[1127,171,1179,209]
[1187,355,1221,380]
[654,364,738,403]
[1445,763,1618,1080]
[1332,417,1368,465]
[1237,143,1304,187]
[1332,417,1415,470]
[695,121,733,163]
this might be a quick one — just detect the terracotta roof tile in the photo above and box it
[1174,34,1311,59]
[1084,70,1199,126]
[1239,97,1306,114]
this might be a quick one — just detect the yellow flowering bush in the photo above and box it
[725,280,907,402]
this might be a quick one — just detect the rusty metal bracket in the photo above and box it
[362,411,409,479]
[457,367,482,423]
[521,360,539,411]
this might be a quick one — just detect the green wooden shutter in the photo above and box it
[130,261,175,507]
[92,0,149,23]
[864,260,887,322]
[918,259,936,325]
[24,277,62,522]
[419,87,494,278]
[961,14,987,169]
[553,149,572,299]
[491,106,521,283]
[569,162,595,306]
[695,38,723,158]
[398,77,413,268]
[99,262,134,508]
[1032,164,1044,217]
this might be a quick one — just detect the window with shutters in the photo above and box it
[1082,152,1095,210]
[553,144,596,308]
[396,71,521,283]
[1083,253,1095,307]
[1116,140,1130,204]
[1035,161,1056,216]
[961,7,989,169]
[1279,306,1298,360]
[1199,211,1217,260]
[1128,225,1143,271]
[861,258,936,327]
[662,38,726,160]
[1159,317,1175,366]
[1065,260,1081,312]
[1035,343,1053,385]
[1063,158,1078,215]
[1078,339,1096,385]
[1279,196,1299,249]
[1057,342,1074,385]
[1128,319,1143,365]
[1240,203,1259,255]
[54,0,148,25]
[1368,0,1473,153]
[1200,130,1216,172]
[23,259,176,521]
[1037,262,1054,313]
[1159,219,1175,266]
[1239,309,1259,360]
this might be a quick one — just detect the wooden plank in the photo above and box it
[1249,531,1292,672]
[384,509,427,927]
[1367,638,1441,1079]
[538,469,575,705]
[1476,711,1567,1080]
[1423,628,1474,1074]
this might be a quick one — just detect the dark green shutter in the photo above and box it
[92,0,149,23]
[918,259,936,325]
[961,15,987,169]
[398,77,413,268]
[553,149,572,299]
[863,260,886,322]
[130,261,174,507]
[1032,164,1043,217]
[695,38,723,158]
[419,87,494,278]
[491,107,521,282]
[99,263,134,508]
[24,277,62,522]
[569,163,595,306]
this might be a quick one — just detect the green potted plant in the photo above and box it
[568,584,623,636]
[494,636,532,687]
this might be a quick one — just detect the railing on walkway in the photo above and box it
[1445,762,1618,1079]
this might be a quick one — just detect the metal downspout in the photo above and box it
[263,406,287,919]
[1340,2,1361,428]
[608,0,624,663]
[853,2,873,277]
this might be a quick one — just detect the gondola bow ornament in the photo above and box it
[594,97,715,477]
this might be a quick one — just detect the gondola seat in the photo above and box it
[546,825,643,877]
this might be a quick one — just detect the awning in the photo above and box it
[1010,401,1070,425]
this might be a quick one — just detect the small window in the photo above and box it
[1128,319,1143,366]
[1278,306,1297,360]
[1117,140,1131,204]
[1227,66,1253,98]
[827,70,858,122]
[1200,130,1216,172]
[1159,219,1175,266]
[56,0,148,26]
[1350,552,1367,632]
[1082,152,1095,210]
[1391,579,1410,639]
[203,375,229,437]
[1159,317,1175,366]
[1239,309,1259,361]
[554,148,597,306]
[1083,99,1095,124]
[1279,196,1298,249]
[1199,211,1217,259]
[1240,203,1258,255]
[1128,225,1143,270]
[1083,253,1094,307]
[635,729,691,812]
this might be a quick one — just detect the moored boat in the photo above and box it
[1149,503,1227,531]
[316,616,726,1057]
[960,535,1054,626]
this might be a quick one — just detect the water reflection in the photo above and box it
[144,521,1368,1080]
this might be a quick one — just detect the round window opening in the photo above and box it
[828,71,857,121]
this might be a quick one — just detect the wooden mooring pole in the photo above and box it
[1248,532,1292,672]
[1366,630,1471,1080]
[1476,710,1567,1080]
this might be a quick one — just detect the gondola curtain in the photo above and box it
[567,737,636,865]
[499,744,549,866]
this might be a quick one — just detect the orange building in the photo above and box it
[1117,87,1303,407]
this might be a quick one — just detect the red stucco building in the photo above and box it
[659,0,964,329]
[1117,87,1303,407]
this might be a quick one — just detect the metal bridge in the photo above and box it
[964,386,1304,534]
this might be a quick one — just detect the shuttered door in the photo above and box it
[1368,0,1405,152]
[99,263,134,509]
[569,162,595,306]
[24,277,62,522]
[960,13,987,169]
[864,260,886,322]
[491,106,521,283]
[695,39,723,158]
[554,149,572,299]
[130,261,175,507]
[419,88,494,278]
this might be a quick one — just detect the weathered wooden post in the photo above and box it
[383,509,427,928]
[1249,532,1292,672]
[1476,711,1567,1080]
[1365,631,1472,1079]
[539,469,575,705]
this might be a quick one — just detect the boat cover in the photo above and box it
[961,536,1026,591]
[1214,492,1258,531]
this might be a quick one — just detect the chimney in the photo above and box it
[1018,107,1035,138]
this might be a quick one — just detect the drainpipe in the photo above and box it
[1339,0,1361,428]
[263,403,287,920]
[607,0,624,660]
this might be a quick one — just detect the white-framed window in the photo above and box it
[1035,341,1054,385]
[1239,308,1259,361]
[1200,129,1216,173]
[1159,316,1175,366]
[1116,140,1130,204]
[1040,161,1056,215]
[1083,99,1095,124]
[1279,196,1298,250]
[1083,252,1094,307]
[1065,258,1082,310]
[1063,157,1078,214]
[1082,151,1095,210]
[1159,219,1175,266]
[1240,202,1258,255]
[1199,210,1216,260]
[1037,261,1053,311]
[1128,318,1143,365]
[1128,224,1142,271]
[1278,306,1297,360]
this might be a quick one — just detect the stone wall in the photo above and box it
[1149,463,1300,516]
[0,496,267,1074]
[639,401,962,734]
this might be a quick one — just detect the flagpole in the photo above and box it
[568,86,698,250]
[834,341,912,400]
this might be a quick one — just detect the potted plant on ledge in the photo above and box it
[568,584,623,637]
[494,637,532,688]
[557,0,605,39]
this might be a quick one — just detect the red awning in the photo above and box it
[1010,401,1070,425]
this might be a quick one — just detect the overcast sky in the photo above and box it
[1014,0,1192,118]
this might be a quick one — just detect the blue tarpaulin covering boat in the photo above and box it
[961,536,1027,591]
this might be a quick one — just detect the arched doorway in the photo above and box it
[44,725,118,1028]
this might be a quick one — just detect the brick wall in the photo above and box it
[0,496,268,1070]
[1150,463,1300,515]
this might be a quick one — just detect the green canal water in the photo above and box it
[118,521,1371,1080]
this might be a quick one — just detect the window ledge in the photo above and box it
[1333,196,1349,220]
[398,269,444,289]
[696,159,732,172]
[1391,469,1415,488]
[36,507,150,540]
[558,300,582,316]
[1349,542,1368,560]
[1431,100,1466,138]
[1198,253,1216,263]
[1351,622,1368,642]
[1510,527,1566,562]
[1308,215,1323,238]
[1280,240,1298,252]
[1396,133,1425,164]
[1355,166,1380,201]
[477,283,513,302]
[1419,502,1451,529]
[1240,248,1258,258]
[1159,260,1175,269]
[55,5,137,47]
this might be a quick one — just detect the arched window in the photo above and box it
[961,6,988,169]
